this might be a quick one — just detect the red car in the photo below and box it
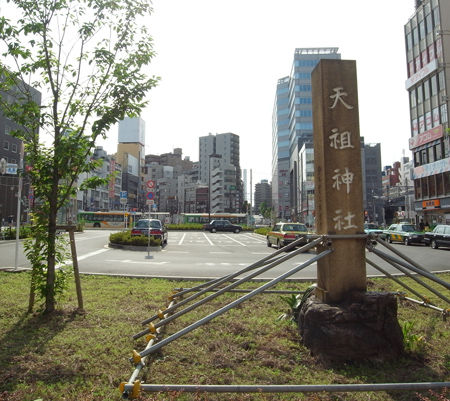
[131,219,168,244]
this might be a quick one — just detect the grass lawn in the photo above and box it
[0,271,449,401]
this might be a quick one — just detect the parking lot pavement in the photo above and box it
[166,231,268,248]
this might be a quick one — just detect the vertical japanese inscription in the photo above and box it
[312,60,366,303]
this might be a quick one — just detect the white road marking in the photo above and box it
[178,233,187,245]
[203,232,214,246]
[77,248,110,261]
[56,248,111,268]
[105,259,168,265]
[222,234,247,246]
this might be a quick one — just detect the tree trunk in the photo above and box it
[44,182,59,314]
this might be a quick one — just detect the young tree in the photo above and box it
[0,0,158,313]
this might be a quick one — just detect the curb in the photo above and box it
[108,242,162,252]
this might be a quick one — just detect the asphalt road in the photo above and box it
[1,229,449,281]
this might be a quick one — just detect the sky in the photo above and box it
[95,1,416,187]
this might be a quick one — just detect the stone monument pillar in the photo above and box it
[312,59,366,304]
[298,60,403,362]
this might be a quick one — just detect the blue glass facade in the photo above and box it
[272,48,341,219]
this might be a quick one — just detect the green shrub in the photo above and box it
[109,230,160,246]
[254,226,270,236]
[1,225,33,240]
[166,223,204,230]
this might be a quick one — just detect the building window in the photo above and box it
[436,173,444,196]
[441,104,448,124]
[417,84,423,104]
[435,142,443,161]
[424,79,430,100]
[425,12,433,35]
[410,90,416,108]
[444,172,450,195]
[420,148,428,164]
[430,75,438,96]
[418,20,425,40]
[432,7,440,29]
[3,141,9,150]
[421,177,428,198]
[428,175,436,198]
[11,143,17,153]
[414,151,421,167]
[415,179,422,199]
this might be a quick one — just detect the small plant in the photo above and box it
[278,285,316,323]
[402,321,426,353]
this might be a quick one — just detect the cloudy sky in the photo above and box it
[98,1,416,188]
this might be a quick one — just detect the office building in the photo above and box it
[405,0,450,225]
[254,179,272,214]
[0,80,41,225]
[363,142,383,224]
[199,133,242,213]
[272,48,341,220]
[116,117,145,210]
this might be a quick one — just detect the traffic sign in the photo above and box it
[146,180,155,189]
[146,200,154,205]
[146,192,154,200]
[120,191,127,199]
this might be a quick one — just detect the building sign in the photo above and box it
[6,163,18,175]
[422,199,440,209]
[409,125,444,149]
[405,59,438,90]
[413,157,450,179]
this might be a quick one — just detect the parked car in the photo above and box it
[203,220,242,233]
[381,223,424,245]
[131,219,168,244]
[266,222,309,249]
[423,224,450,249]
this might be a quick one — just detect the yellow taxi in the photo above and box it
[266,222,309,249]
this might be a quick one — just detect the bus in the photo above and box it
[77,211,142,229]
[179,213,247,225]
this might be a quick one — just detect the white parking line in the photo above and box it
[242,233,266,243]
[223,234,247,246]
[178,233,187,245]
[77,248,110,261]
[203,232,214,246]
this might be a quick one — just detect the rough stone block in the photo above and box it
[298,292,404,363]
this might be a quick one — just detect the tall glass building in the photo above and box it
[272,48,341,220]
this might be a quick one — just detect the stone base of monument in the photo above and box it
[298,291,404,363]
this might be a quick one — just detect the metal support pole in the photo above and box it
[134,237,324,339]
[121,382,450,395]
[375,237,430,274]
[174,288,305,295]
[370,246,450,291]
[122,300,177,399]
[137,249,332,358]
[140,235,318,326]
[370,248,450,304]
[365,258,429,303]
